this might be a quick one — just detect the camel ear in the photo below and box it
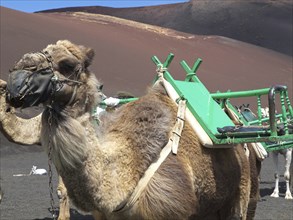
[56,40,83,61]
[84,48,95,68]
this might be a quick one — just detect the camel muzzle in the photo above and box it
[6,68,54,108]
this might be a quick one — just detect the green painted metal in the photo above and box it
[150,53,293,149]
[217,93,293,151]
[182,59,202,82]
[211,88,270,99]
[100,53,292,150]
[151,55,237,144]
[265,141,293,151]
[174,80,234,137]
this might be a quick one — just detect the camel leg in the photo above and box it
[228,146,251,220]
[284,149,292,199]
[235,166,251,220]
[270,152,280,198]
[0,185,3,204]
[57,176,70,220]
[221,178,250,220]
[289,150,293,190]
[246,144,261,220]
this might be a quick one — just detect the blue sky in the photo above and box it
[0,0,188,13]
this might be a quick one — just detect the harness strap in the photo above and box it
[113,99,186,213]
[66,84,78,106]
[171,100,186,154]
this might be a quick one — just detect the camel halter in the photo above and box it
[38,51,84,107]
[114,86,186,213]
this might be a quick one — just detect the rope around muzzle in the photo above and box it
[38,50,84,106]
[113,99,187,213]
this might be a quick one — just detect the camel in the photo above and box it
[270,149,293,199]
[253,106,292,199]
[237,105,293,200]
[261,108,293,200]
[0,40,253,220]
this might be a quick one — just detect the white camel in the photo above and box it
[270,149,292,199]
[261,107,292,199]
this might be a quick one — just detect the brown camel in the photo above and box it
[1,40,252,220]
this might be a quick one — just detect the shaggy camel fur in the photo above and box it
[223,105,261,220]
[1,40,252,220]
[245,143,262,220]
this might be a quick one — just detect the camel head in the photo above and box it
[6,40,103,109]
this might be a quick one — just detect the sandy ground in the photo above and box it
[0,145,292,220]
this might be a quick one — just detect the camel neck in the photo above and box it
[41,107,93,172]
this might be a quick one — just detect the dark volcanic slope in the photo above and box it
[0,6,292,153]
[39,0,293,56]
[1,7,292,97]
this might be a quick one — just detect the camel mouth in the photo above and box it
[6,68,54,108]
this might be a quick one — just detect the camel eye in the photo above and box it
[25,66,37,71]
[58,58,78,75]
[98,84,104,91]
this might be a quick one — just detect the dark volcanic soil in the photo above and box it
[0,147,292,219]
[39,0,293,56]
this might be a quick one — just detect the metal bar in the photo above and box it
[268,85,288,136]
[163,53,174,68]
[257,95,262,126]
[151,56,161,66]
[216,131,270,138]
[247,114,284,125]
[211,88,271,99]
[182,59,203,82]
[280,91,289,134]
[192,58,202,73]
[118,98,138,104]
[285,90,293,117]
[214,134,293,144]
[180,60,202,83]
[265,141,293,152]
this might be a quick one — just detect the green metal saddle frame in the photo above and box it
[101,53,293,151]
[151,53,293,150]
